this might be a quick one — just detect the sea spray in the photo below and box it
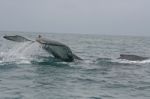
[0,42,49,64]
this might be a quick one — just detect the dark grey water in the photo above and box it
[0,31,150,99]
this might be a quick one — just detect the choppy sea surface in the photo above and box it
[0,31,150,99]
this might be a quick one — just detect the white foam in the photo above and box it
[0,42,49,64]
[112,58,150,64]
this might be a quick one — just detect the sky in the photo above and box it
[0,0,150,36]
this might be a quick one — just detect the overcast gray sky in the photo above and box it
[0,0,150,35]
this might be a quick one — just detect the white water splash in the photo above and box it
[0,42,49,64]
[112,58,150,64]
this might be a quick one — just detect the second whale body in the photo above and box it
[118,54,149,61]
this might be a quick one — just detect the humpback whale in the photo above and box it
[3,35,82,62]
[36,36,82,62]
[118,54,149,61]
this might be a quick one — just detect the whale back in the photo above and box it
[118,54,148,61]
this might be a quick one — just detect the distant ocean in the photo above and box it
[0,31,150,99]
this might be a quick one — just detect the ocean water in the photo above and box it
[0,31,150,99]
